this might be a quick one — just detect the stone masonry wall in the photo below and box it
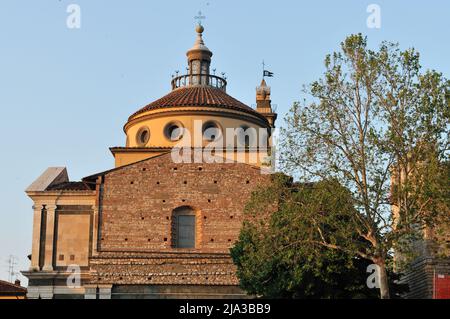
[98,153,270,253]
[91,153,271,286]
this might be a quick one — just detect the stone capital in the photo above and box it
[45,204,57,211]
[32,204,43,211]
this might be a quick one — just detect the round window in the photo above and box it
[164,122,184,141]
[202,121,222,141]
[136,127,150,146]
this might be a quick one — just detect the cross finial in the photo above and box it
[195,10,206,25]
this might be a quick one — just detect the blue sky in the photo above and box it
[0,0,449,283]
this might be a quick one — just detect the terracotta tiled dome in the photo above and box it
[129,86,267,123]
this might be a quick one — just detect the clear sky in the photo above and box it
[0,0,449,284]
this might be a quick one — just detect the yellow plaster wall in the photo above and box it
[55,214,91,267]
[111,107,274,168]
[113,148,272,168]
[125,109,270,149]
[113,151,165,167]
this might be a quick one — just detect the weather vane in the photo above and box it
[195,10,206,25]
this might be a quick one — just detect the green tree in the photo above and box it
[280,34,449,298]
[231,174,406,298]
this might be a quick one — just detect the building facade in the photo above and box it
[22,24,277,299]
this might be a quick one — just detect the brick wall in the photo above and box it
[91,153,271,286]
[98,153,269,253]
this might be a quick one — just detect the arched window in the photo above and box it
[171,206,196,248]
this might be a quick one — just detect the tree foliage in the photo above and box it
[279,34,449,298]
[231,174,407,298]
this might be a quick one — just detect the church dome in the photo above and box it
[129,86,267,122]
[123,24,271,150]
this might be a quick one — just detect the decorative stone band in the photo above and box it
[88,254,239,286]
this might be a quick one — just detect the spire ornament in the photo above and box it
[194,10,206,26]
[170,20,227,92]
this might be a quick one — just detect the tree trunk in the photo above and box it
[376,258,390,299]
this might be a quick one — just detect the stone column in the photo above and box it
[42,204,57,271]
[98,284,113,299]
[29,204,43,271]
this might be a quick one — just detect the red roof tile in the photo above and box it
[46,181,95,191]
[129,86,268,123]
[0,280,27,294]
